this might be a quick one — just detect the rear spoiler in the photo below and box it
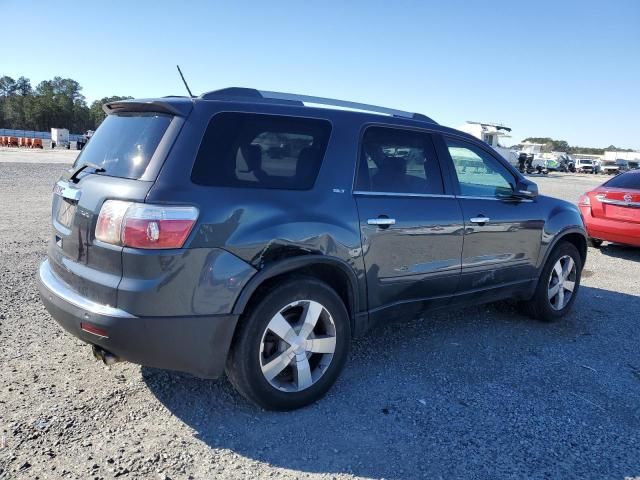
[103,99,193,117]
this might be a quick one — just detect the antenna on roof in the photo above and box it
[176,65,195,103]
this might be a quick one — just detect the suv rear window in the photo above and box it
[603,171,640,189]
[191,113,331,190]
[73,113,172,179]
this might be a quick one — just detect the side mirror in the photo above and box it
[515,179,538,199]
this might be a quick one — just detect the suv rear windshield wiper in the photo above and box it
[70,162,106,183]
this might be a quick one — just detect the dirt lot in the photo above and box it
[0,148,79,165]
[1,157,639,479]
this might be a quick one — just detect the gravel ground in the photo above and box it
[1,160,639,480]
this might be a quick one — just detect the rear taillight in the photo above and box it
[578,194,591,206]
[95,200,198,249]
[95,200,131,245]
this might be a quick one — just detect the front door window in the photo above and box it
[445,138,515,197]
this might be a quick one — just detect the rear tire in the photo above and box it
[226,277,350,410]
[522,242,582,322]
[588,238,603,248]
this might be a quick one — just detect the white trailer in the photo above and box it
[51,128,70,148]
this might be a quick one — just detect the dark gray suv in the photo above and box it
[38,88,587,410]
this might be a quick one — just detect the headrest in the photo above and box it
[241,144,263,171]
[380,155,406,174]
[296,147,321,182]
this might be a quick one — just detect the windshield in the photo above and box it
[579,159,593,164]
[73,113,172,179]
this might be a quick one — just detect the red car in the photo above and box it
[578,170,640,247]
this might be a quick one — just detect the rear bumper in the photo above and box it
[579,207,640,247]
[37,259,238,378]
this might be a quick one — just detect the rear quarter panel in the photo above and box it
[146,102,367,314]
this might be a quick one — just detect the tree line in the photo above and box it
[2,74,636,153]
[516,137,635,155]
[0,75,131,133]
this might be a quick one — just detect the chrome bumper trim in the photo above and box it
[599,198,640,208]
[39,259,135,318]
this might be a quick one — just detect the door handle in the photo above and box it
[470,217,490,224]
[368,217,396,227]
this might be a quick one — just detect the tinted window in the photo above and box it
[445,138,514,197]
[191,113,331,190]
[73,113,171,179]
[604,171,640,189]
[355,127,444,194]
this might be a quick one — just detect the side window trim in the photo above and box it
[438,133,519,198]
[431,133,461,196]
[352,124,448,197]
[353,190,455,198]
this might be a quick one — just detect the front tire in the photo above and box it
[522,242,582,322]
[226,277,350,410]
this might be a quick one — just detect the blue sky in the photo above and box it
[2,0,638,148]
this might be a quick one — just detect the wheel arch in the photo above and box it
[232,255,362,335]
[541,227,588,271]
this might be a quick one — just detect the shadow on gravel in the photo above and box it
[143,286,640,479]
[599,243,640,262]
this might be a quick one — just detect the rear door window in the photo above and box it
[73,113,172,179]
[191,113,332,190]
[355,126,444,195]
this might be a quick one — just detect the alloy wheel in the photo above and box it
[547,255,577,310]
[259,300,337,392]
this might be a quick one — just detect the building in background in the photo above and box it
[604,150,640,161]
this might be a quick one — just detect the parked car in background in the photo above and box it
[628,161,639,170]
[38,89,588,410]
[600,160,620,175]
[579,170,640,247]
[575,158,595,174]
[616,159,631,172]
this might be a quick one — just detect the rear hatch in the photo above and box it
[590,189,640,223]
[49,110,179,306]
[588,173,640,223]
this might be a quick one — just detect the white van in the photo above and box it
[575,158,595,174]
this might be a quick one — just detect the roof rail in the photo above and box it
[199,88,436,123]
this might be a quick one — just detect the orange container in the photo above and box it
[9,137,18,147]
[32,138,43,149]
